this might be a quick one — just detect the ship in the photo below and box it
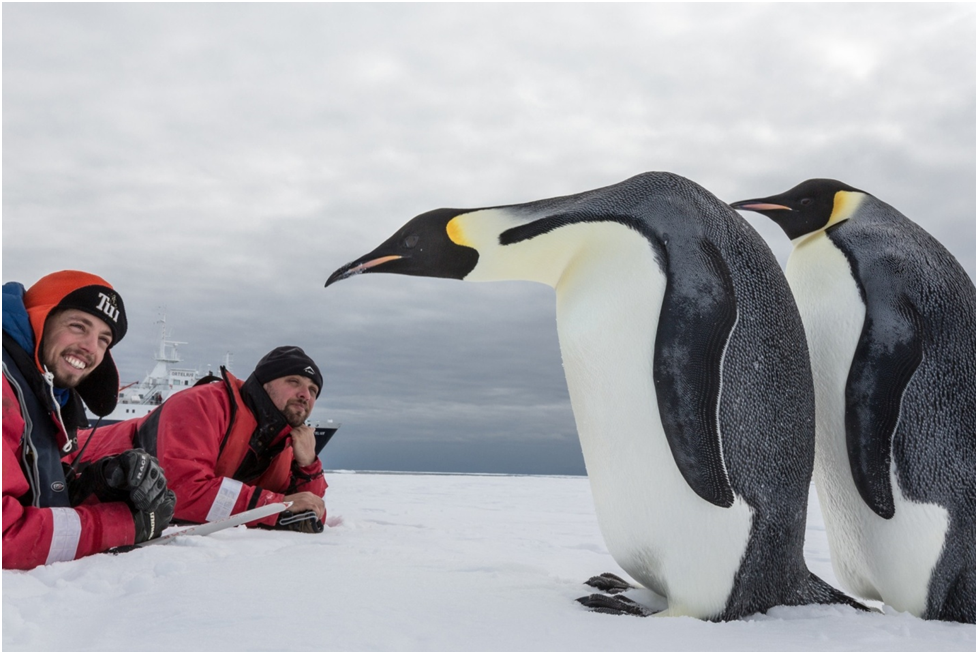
[87,317,339,452]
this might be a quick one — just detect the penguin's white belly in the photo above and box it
[787,233,948,616]
[553,224,753,619]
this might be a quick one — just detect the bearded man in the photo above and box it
[85,346,328,532]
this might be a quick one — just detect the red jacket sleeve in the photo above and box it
[292,459,328,497]
[3,377,135,570]
[153,385,319,527]
[66,419,142,467]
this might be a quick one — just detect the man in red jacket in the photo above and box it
[86,346,328,532]
[3,271,176,569]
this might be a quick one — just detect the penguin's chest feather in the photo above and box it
[549,222,753,616]
[787,232,948,614]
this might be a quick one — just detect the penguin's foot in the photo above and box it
[584,572,633,594]
[576,593,655,617]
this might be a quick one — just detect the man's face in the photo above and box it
[263,375,318,427]
[40,309,113,389]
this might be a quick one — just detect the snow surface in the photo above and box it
[3,472,974,651]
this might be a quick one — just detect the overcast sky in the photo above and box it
[4,3,974,475]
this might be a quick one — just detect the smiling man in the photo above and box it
[2,271,176,569]
[88,345,329,533]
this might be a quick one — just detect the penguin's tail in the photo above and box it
[801,573,870,612]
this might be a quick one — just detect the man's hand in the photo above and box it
[275,510,324,534]
[290,425,317,467]
[69,449,170,512]
[283,491,325,520]
[276,491,326,534]
[132,489,177,543]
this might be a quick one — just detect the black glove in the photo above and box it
[132,489,177,544]
[69,449,169,512]
[274,510,324,533]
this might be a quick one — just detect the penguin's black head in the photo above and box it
[730,178,864,240]
[326,208,480,287]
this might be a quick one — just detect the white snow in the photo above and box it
[3,472,974,651]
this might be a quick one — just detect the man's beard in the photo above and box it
[48,350,95,389]
[50,369,85,389]
[281,401,311,428]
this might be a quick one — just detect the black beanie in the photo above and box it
[57,285,128,346]
[253,346,323,397]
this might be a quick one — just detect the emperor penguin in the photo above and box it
[731,179,976,624]
[326,172,864,621]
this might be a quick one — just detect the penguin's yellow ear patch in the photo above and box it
[828,191,865,228]
[446,215,470,247]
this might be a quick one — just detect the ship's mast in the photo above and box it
[154,314,186,366]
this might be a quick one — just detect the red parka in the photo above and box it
[2,274,136,570]
[78,369,327,527]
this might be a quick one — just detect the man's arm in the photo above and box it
[288,424,328,492]
[243,424,326,524]
[65,419,141,467]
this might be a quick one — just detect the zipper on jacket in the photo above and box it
[3,358,42,506]
[42,368,74,454]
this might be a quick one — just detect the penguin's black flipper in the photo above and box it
[846,293,924,519]
[576,593,655,617]
[653,237,737,508]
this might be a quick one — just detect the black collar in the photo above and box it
[239,373,290,455]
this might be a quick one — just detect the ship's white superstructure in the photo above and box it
[92,317,209,424]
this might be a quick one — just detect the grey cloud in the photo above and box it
[4,3,973,474]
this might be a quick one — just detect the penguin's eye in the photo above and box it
[402,235,420,248]
[799,198,813,207]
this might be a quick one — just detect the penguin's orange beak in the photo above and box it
[729,201,792,212]
[327,255,403,286]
